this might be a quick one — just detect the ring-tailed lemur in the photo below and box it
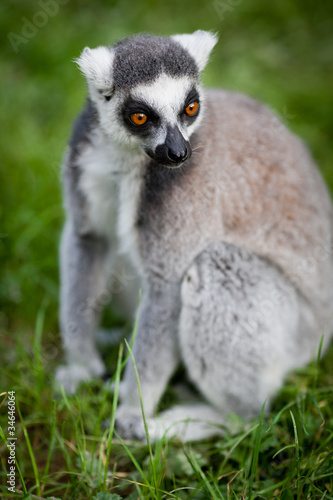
[56,30,333,442]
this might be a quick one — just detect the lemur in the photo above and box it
[56,30,333,441]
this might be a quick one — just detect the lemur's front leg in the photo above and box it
[116,279,181,439]
[55,220,111,393]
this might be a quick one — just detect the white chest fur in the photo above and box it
[117,166,145,266]
[78,135,145,266]
[79,141,119,239]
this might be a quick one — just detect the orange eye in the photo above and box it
[185,101,199,116]
[130,113,147,125]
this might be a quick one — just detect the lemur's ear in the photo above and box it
[75,46,114,95]
[172,30,218,72]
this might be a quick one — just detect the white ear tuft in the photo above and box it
[172,30,218,72]
[75,46,114,90]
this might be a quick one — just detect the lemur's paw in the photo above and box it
[55,365,92,394]
[55,358,106,394]
[115,405,146,441]
[115,406,170,442]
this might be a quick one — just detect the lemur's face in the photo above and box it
[119,74,200,166]
[77,31,217,168]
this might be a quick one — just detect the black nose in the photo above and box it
[167,147,188,164]
[151,126,192,166]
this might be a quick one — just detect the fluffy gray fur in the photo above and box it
[56,30,333,441]
[112,35,198,88]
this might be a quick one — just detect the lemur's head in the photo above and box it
[76,31,217,167]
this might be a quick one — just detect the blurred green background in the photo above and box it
[1,0,333,361]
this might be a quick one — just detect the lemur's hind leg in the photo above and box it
[119,241,305,443]
[139,242,301,441]
[179,241,302,423]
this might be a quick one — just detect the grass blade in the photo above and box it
[184,448,224,499]
[124,338,159,497]
[16,403,41,496]
[43,401,57,477]
[247,402,265,500]
[103,342,124,490]
[289,410,301,498]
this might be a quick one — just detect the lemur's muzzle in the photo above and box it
[146,126,192,167]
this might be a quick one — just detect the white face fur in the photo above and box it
[128,74,204,147]
[77,30,218,167]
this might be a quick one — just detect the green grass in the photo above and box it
[1,0,333,498]
[0,314,333,498]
